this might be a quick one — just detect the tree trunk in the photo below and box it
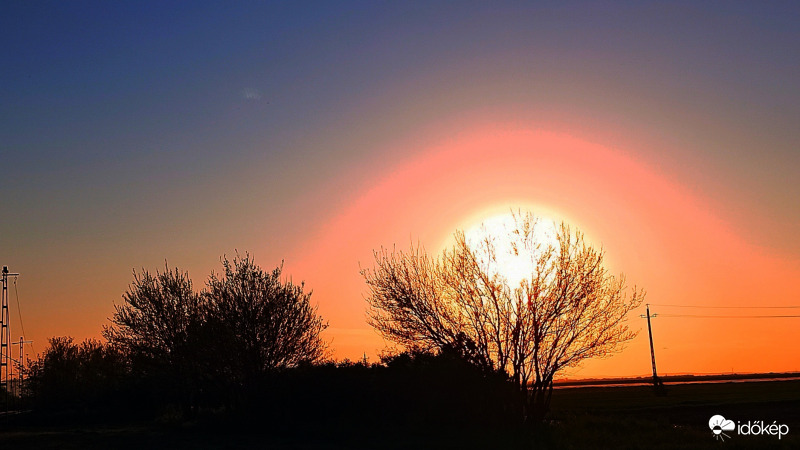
[524,379,553,424]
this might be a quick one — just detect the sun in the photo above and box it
[462,211,559,288]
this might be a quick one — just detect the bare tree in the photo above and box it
[363,212,644,422]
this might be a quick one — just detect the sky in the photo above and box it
[1,1,798,377]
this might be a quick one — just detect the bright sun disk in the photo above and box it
[463,212,559,289]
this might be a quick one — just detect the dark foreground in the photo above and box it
[2,379,798,449]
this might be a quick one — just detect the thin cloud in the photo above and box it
[242,88,262,100]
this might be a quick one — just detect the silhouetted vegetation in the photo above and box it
[101,265,206,414]
[26,337,130,415]
[23,338,527,444]
[17,214,646,436]
[363,211,644,423]
[97,253,327,414]
[17,354,800,449]
[21,253,523,438]
[204,255,327,390]
[229,348,522,439]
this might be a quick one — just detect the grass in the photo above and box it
[544,379,800,449]
[1,380,798,449]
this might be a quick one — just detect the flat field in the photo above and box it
[1,379,798,449]
[545,379,799,449]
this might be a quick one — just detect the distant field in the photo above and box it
[552,378,800,411]
[546,379,800,449]
[1,379,798,449]
[553,371,800,387]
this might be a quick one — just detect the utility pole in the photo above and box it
[13,337,33,402]
[2,266,19,413]
[641,304,662,389]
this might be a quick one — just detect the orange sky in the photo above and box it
[287,126,800,377]
[5,123,798,379]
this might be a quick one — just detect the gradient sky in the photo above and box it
[2,1,798,377]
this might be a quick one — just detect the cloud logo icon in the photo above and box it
[709,415,736,441]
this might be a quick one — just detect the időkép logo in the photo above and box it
[709,414,789,442]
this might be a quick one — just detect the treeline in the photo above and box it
[21,341,522,441]
[15,254,524,440]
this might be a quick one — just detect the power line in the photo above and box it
[13,278,26,339]
[659,313,800,319]
[13,277,33,355]
[648,303,800,309]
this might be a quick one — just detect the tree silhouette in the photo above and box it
[103,255,327,410]
[103,265,205,410]
[204,254,328,384]
[363,212,644,422]
[103,265,203,373]
[26,337,128,412]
